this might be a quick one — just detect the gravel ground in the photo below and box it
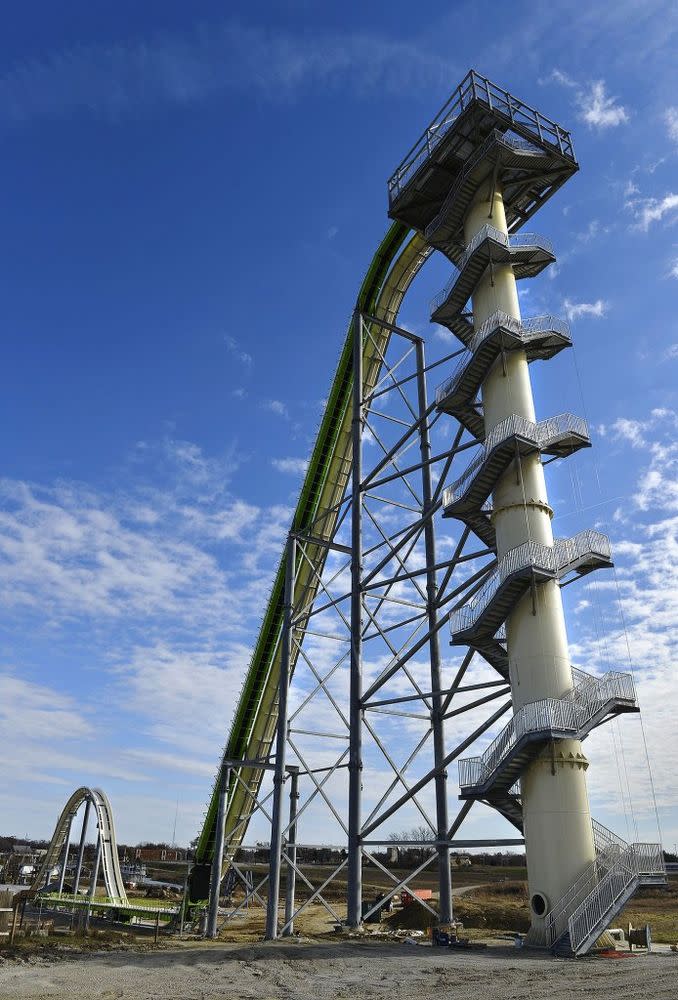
[0,939,676,1000]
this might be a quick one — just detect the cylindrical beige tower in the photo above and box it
[464,184,595,941]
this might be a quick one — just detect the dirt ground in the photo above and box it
[1,937,676,1000]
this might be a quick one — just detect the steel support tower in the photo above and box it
[388,69,664,951]
[199,71,665,955]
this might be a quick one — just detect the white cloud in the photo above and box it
[0,22,453,125]
[665,107,678,144]
[272,457,309,475]
[224,335,252,366]
[546,71,628,130]
[610,417,649,449]
[263,399,289,418]
[627,192,678,231]
[543,68,577,89]
[563,298,608,321]
[562,409,678,841]
[664,344,678,360]
[669,260,678,280]
[577,80,628,129]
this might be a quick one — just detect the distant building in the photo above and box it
[133,847,187,863]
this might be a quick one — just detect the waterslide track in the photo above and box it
[193,223,431,887]
[27,786,128,905]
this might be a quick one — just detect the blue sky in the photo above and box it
[1,1,677,853]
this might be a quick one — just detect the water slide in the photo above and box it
[27,786,128,905]
[192,222,430,891]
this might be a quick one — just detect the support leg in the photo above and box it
[283,766,300,936]
[415,338,453,924]
[85,830,101,931]
[265,535,296,940]
[73,799,91,897]
[57,815,73,896]
[347,309,364,927]
[207,766,230,938]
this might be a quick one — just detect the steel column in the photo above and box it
[84,829,101,931]
[347,310,364,927]
[72,798,91,896]
[207,765,230,938]
[415,338,453,924]
[265,535,296,939]
[283,766,300,936]
[57,813,73,896]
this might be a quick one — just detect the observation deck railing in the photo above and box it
[435,312,571,407]
[458,669,636,792]
[442,412,588,510]
[388,69,576,202]
[430,226,554,316]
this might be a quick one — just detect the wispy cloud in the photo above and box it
[545,71,628,130]
[665,107,678,144]
[0,21,453,125]
[272,457,309,475]
[625,190,678,231]
[577,79,628,129]
[263,399,289,419]
[224,335,252,366]
[563,298,608,321]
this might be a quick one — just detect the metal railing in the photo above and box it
[431,226,554,315]
[458,669,636,791]
[388,70,576,200]
[567,843,665,954]
[544,820,628,947]
[425,131,547,249]
[435,312,571,406]
[450,531,611,637]
[442,412,588,508]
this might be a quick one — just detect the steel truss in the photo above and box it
[208,313,527,939]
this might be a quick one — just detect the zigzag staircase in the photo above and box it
[441,412,590,547]
[545,821,666,956]
[458,667,639,801]
[430,223,555,337]
[449,530,613,654]
[436,310,572,442]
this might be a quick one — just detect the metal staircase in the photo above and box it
[441,413,590,547]
[544,821,666,955]
[435,311,572,441]
[449,531,613,650]
[430,225,555,334]
[424,131,567,260]
[458,668,638,799]
[387,70,578,237]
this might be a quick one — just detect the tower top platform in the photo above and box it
[388,70,578,238]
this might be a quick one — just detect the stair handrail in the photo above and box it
[545,855,600,946]
[435,312,571,406]
[442,412,588,509]
[544,821,632,946]
[450,531,611,638]
[450,538,550,635]
[431,227,554,314]
[553,530,611,574]
[459,671,637,793]
[567,844,647,954]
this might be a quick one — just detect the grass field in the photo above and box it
[383,878,678,944]
[238,864,677,943]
